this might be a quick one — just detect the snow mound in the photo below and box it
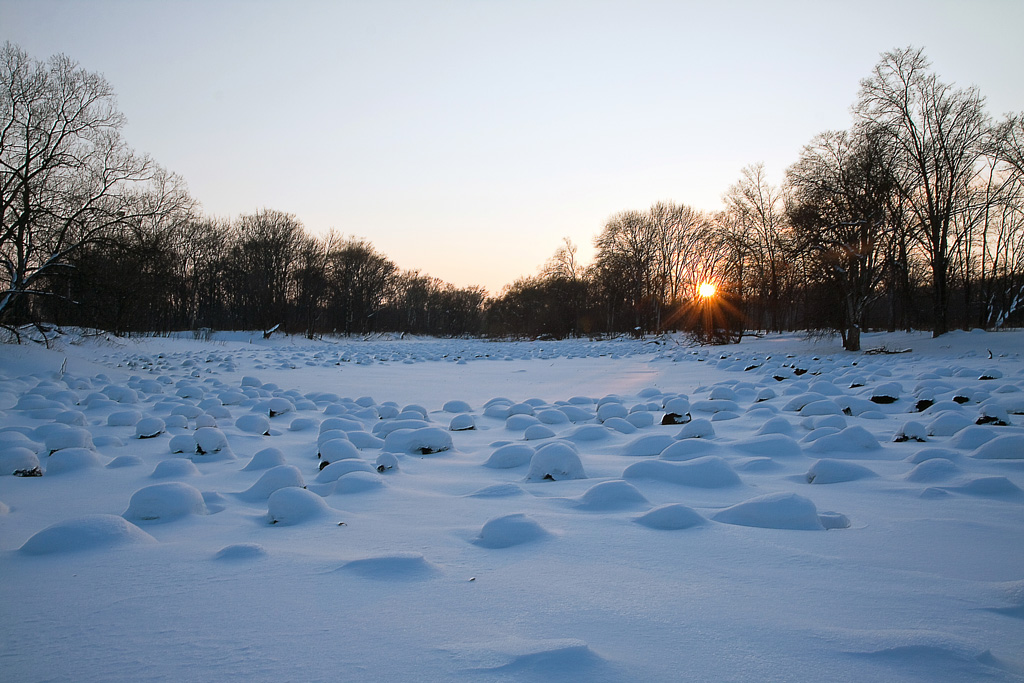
[338,552,440,581]
[151,458,200,478]
[626,411,655,429]
[134,417,166,439]
[536,409,569,425]
[712,492,825,530]
[905,447,960,464]
[732,434,802,458]
[124,482,208,523]
[466,483,526,498]
[847,643,1022,680]
[473,513,550,548]
[659,438,718,461]
[692,398,740,414]
[266,486,330,525]
[523,424,555,440]
[676,418,715,439]
[214,543,267,561]
[621,434,676,457]
[288,417,317,432]
[238,465,305,501]
[904,458,961,483]
[236,413,271,435]
[802,415,847,432]
[43,425,94,453]
[373,419,430,438]
[107,409,142,426]
[449,414,476,431]
[755,416,795,435]
[525,442,586,481]
[332,470,384,494]
[483,444,535,469]
[241,447,287,471]
[597,402,628,422]
[0,431,39,451]
[1,446,40,475]
[107,455,142,469]
[869,381,902,403]
[20,514,157,555]
[53,409,87,427]
[948,477,1023,497]
[783,392,829,412]
[443,399,472,413]
[971,435,1024,459]
[374,453,398,473]
[563,424,611,442]
[465,638,611,679]
[805,459,878,484]
[623,456,741,488]
[949,425,999,450]
[315,459,375,483]
[634,504,706,530]
[573,480,648,510]
[800,399,843,416]
[893,420,928,443]
[926,412,973,437]
[383,427,453,455]
[44,447,105,474]
[168,433,195,454]
[346,431,385,450]
[193,428,231,457]
[319,438,361,461]
[806,426,881,453]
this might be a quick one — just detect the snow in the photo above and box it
[473,513,551,548]
[712,491,826,530]
[19,514,158,555]
[525,441,587,481]
[633,502,707,530]
[2,329,1024,681]
[622,456,742,488]
[573,479,649,510]
[122,482,208,522]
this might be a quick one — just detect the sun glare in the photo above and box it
[698,282,717,298]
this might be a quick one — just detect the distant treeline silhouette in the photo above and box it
[3,43,1022,349]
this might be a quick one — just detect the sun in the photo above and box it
[697,282,717,298]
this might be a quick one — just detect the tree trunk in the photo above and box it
[844,294,861,351]
[932,255,949,337]
[845,324,861,352]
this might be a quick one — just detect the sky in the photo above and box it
[2,0,1023,294]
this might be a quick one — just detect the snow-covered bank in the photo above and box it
[2,330,1023,681]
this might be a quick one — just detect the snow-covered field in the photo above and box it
[2,329,1023,682]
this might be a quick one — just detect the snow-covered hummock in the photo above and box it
[1,328,1023,682]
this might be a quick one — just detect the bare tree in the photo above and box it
[175,216,231,329]
[325,236,395,336]
[593,210,658,334]
[989,113,1024,178]
[723,163,791,332]
[291,229,338,339]
[856,46,988,337]
[541,237,584,282]
[223,209,305,331]
[1,42,178,334]
[787,128,898,350]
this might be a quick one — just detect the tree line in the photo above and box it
[2,43,1022,349]
[490,47,1024,350]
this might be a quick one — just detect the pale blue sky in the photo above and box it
[3,0,1022,293]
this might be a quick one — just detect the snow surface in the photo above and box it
[2,329,1024,681]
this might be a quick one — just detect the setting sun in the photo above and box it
[697,282,717,298]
